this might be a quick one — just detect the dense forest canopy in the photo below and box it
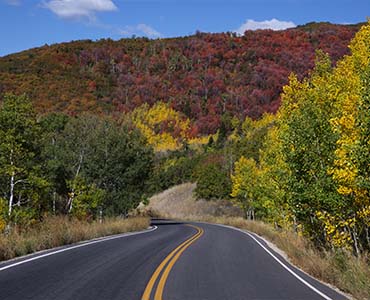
[0,22,362,134]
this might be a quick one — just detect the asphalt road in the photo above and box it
[0,220,347,300]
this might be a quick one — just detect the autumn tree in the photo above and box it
[277,53,343,245]
[258,125,292,227]
[231,156,261,219]
[329,21,370,253]
[131,102,192,152]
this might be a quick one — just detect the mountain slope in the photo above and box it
[0,22,362,133]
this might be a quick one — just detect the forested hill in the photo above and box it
[0,22,361,134]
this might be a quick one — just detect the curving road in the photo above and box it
[0,220,347,300]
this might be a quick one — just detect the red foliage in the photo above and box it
[0,23,362,134]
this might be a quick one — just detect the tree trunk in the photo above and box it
[351,226,361,257]
[293,215,298,233]
[365,226,370,250]
[68,151,84,213]
[8,172,14,217]
[8,149,15,218]
[53,191,56,214]
[99,208,103,224]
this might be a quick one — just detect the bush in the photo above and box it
[194,159,232,200]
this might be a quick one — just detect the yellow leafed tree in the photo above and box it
[131,102,191,152]
[330,23,370,206]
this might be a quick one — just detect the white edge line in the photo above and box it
[211,223,334,300]
[0,225,158,272]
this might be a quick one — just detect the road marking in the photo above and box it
[213,223,334,300]
[0,226,158,273]
[142,224,203,300]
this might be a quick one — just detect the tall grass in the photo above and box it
[0,216,150,262]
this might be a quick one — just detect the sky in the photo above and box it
[0,0,369,57]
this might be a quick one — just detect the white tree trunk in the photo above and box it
[8,172,14,217]
[8,148,15,217]
[53,191,56,214]
[352,227,361,257]
[68,151,84,213]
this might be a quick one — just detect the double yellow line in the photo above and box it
[141,224,204,300]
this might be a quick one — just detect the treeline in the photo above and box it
[228,23,370,254]
[0,22,360,134]
[0,94,153,230]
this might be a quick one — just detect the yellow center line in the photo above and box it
[141,224,203,300]
[154,227,203,300]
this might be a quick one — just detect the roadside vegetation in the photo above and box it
[0,216,149,262]
[0,93,153,261]
[146,20,370,270]
[0,94,153,229]
[146,183,370,300]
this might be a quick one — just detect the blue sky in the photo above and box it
[0,0,369,57]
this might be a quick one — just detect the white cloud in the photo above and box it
[4,0,21,5]
[120,24,161,38]
[235,18,296,35]
[137,24,161,37]
[43,0,117,20]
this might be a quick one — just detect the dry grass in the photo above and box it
[145,183,370,300]
[0,216,150,262]
[145,182,242,219]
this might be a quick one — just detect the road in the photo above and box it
[0,220,347,300]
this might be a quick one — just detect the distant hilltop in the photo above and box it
[0,22,362,134]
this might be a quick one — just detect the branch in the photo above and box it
[14,179,28,186]
[12,198,32,206]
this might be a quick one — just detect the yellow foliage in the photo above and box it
[0,198,6,232]
[131,102,191,152]
[329,21,370,200]
[0,218,5,232]
[231,156,259,199]
[316,211,353,250]
[188,135,214,147]
[358,205,370,226]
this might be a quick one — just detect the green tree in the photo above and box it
[278,53,343,244]
[66,176,105,219]
[83,117,153,216]
[194,157,232,200]
[231,113,275,163]
[57,114,96,214]
[231,156,261,219]
[57,114,154,217]
[0,94,48,226]
[40,113,70,214]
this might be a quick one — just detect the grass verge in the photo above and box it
[0,216,150,262]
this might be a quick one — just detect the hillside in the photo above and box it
[145,183,242,219]
[0,22,361,134]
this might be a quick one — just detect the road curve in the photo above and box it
[0,220,347,300]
